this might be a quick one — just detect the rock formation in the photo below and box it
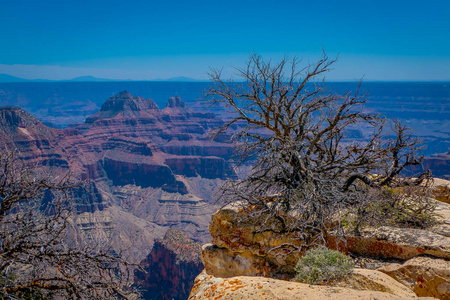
[0,106,67,167]
[135,229,204,300]
[85,91,160,122]
[189,270,429,300]
[191,180,450,300]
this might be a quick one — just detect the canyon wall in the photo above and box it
[0,91,238,299]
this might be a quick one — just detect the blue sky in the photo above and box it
[1,0,449,81]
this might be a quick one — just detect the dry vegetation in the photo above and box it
[0,151,137,299]
[206,53,434,251]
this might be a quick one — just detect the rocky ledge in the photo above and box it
[190,180,450,300]
[190,270,428,300]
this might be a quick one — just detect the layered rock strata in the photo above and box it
[0,91,237,262]
[135,229,204,300]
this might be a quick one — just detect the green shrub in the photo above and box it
[295,247,354,284]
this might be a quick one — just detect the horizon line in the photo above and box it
[0,73,449,84]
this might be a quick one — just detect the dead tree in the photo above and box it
[0,150,137,299]
[206,53,433,248]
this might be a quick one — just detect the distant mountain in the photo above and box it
[166,76,202,82]
[0,73,205,82]
[0,73,31,82]
[0,74,130,82]
[67,76,205,82]
[153,76,205,82]
[67,76,132,82]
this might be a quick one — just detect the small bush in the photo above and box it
[295,247,354,284]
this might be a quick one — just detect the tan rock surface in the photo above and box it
[209,203,310,274]
[189,270,432,300]
[378,256,450,300]
[333,269,418,298]
[433,178,450,189]
[433,199,450,225]
[333,198,450,260]
[201,243,291,279]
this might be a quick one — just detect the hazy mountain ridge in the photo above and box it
[0,73,202,83]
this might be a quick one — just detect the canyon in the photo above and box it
[0,91,239,298]
[1,86,449,299]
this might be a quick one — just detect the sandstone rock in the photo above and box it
[200,183,450,299]
[166,96,186,108]
[378,256,450,300]
[206,200,450,300]
[0,106,68,167]
[202,242,424,298]
[136,229,204,300]
[189,270,430,300]
[85,91,159,122]
[210,201,450,267]
[433,178,450,188]
[433,198,450,224]
[331,196,450,260]
[333,269,417,298]
[209,202,307,274]
[329,226,450,260]
[430,224,450,238]
[201,242,426,298]
[201,243,290,279]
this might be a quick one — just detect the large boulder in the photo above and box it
[333,269,419,298]
[209,202,308,275]
[378,256,450,300]
[201,243,290,279]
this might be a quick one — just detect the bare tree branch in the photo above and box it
[206,53,433,252]
[0,150,138,299]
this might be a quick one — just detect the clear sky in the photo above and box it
[1,0,449,81]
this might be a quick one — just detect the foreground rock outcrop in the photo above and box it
[379,256,450,299]
[192,181,450,299]
[189,270,437,300]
